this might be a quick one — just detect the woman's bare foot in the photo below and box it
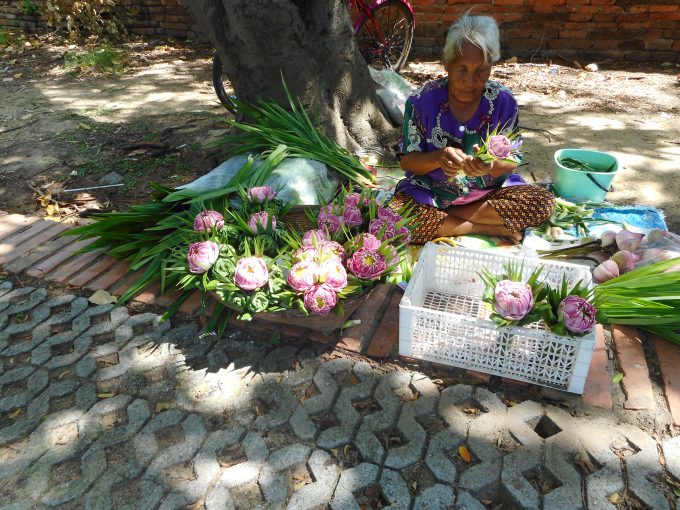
[437,217,523,244]
[483,224,523,244]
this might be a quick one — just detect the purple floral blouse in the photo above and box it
[397,78,525,209]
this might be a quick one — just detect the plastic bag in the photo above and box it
[369,66,414,126]
[177,154,339,205]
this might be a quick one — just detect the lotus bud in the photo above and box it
[550,226,565,238]
[611,250,637,273]
[615,230,644,252]
[645,228,670,244]
[642,248,667,260]
[600,230,617,248]
[593,259,619,283]
[493,280,534,321]
[558,296,597,335]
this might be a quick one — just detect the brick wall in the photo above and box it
[412,0,680,63]
[1,0,678,63]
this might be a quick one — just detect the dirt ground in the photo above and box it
[1,35,680,232]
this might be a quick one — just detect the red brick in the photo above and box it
[84,260,131,292]
[281,324,308,338]
[366,291,401,358]
[309,330,338,345]
[559,29,589,39]
[0,214,40,242]
[651,335,680,427]
[611,325,655,410]
[493,0,526,5]
[178,291,203,315]
[49,249,106,284]
[582,325,613,409]
[68,255,118,287]
[26,238,96,279]
[338,284,393,353]
[0,222,68,266]
[466,370,492,383]
[132,280,162,304]
[109,268,145,297]
[4,233,76,274]
[154,288,184,308]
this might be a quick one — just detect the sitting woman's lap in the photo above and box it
[389,185,554,244]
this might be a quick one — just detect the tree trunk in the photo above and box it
[184,0,397,151]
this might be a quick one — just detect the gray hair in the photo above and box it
[442,14,501,65]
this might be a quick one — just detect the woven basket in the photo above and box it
[216,285,375,333]
[281,205,319,233]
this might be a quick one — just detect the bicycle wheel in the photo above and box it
[211,52,238,114]
[355,0,414,72]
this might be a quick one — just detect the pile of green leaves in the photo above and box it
[214,79,375,187]
[593,258,680,344]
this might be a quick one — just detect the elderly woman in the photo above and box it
[390,14,554,244]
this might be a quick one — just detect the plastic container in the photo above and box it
[554,148,619,202]
[399,244,596,393]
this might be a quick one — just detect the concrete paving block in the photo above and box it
[413,483,455,510]
[0,366,47,412]
[242,431,269,462]
[544,435,586,510]
[426,425,464,484]
[267,443,311,472]
[455,490,487,510]
[144,413,206,481]
[0,389,49,447]
[385,402,426,470]
[379,468,411,510]
[501,447,541,510]
[287,449,340,510]
[40,446,107,506]
[331,462,379,510]
[289,405,317,441]
[662,435,680,480]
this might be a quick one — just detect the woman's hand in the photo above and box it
[439,147,467,177]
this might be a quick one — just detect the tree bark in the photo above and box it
[184,0,397,151]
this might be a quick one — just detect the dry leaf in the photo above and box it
[45,203,59,216]
[10,59,17,65]
[330,448,339,456]
[155,403,172,413]
[458,445,472,463]
[57,370,72,380]
[9,408,23,420]
[185,499,204,510]
[39,193,52,207]
[127,148,148,157]
[350,374,360,385]
[609,492,621,503]
[293,480,307,491]
[88,289,117,305]
[78,123,91,130]
[13,72,22,79]
[255,404,264,416]
[97,392,115,399]
[344,444,351,456]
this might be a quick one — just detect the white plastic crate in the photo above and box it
[399,243,597,394]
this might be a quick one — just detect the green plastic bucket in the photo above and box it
[554,149,619,202]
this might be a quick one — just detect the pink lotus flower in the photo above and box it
[369,218,395,241]
[593,259,619,283]
[493,280,534,321]
[318,259,348,292]
[287,260,319,291]
[247,186,276,203]
[558,295,596,334]
[319,241,346,263]
[600,230,617,248]
[248,211,276,233]
[615,230,644,252]
[303,283,338,315]
[377,207,400,224]
[611,250,637,273]
[234,256,269,291]
[344,193,361,207]
[487,135,513,159]
[187,241,220,274]
[347,248,387,280]
[318,213,342,234]
[193,210,225,232]
[318,204,336,219]
[396,226,411,244]
[295,245,318,263]
[353,233,382,251]
[343,206,363,227]
[302,229,328,247]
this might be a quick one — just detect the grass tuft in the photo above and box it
[64,44,125,74]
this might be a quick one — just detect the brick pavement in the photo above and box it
[1,213,680,508]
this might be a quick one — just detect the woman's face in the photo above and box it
[446,44,492,104]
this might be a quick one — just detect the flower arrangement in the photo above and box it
[479,261,596,337]
[475,125,523,165]
[165,185,412,329]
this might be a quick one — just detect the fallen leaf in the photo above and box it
[185,499,204,510]
[458,445,472,463]
[155,402,172,413]
[255,404,264,416]
[9,408,23,420]
[344,444,351,456]
[350,374,360,385]
[609,492,621,503]
[674,488,680,497]
[39,193,52,207]
[330,448,339,456]
[13,72,22,79]
[97,392,115,399]
[127,148,148,157]
[293,480,307,491]
[10,59,17,65]
[612,372,624,384]
[78,123,91,130]
[89,289,117,305]
[57,370,72,380]
[45,203,59,216]
[496,434,503,447]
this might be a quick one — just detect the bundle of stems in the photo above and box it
[64,147,289,307]
[214,78,375,187]
[593,257,680,344]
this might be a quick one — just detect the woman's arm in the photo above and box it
[462,153,518,178]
